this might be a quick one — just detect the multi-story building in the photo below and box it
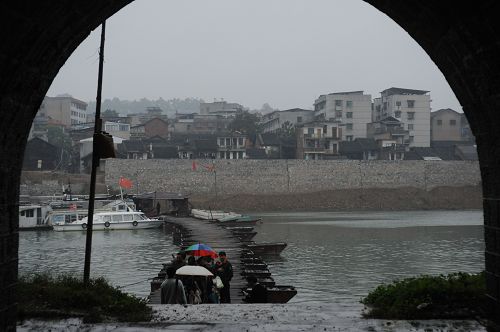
[313,91,372,142]
[216,133,247,159]
[431,108,474,142]
[130,118,169,140]
[367,116,409,160]
[171,113,230,134]
[372,87,431,147]
[260,108,314,133]
[200,101,244,118]
[36,95,88,128]
[296,121,342,160]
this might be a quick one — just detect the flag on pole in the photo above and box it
[192,161,197,171]
[119,177,133,189]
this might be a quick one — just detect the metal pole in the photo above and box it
[83,21,106,285]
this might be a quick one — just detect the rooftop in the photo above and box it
[381,87,429,96]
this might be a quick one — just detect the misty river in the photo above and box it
[18,210,484,312]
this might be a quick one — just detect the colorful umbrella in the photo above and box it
[184,243,218,258]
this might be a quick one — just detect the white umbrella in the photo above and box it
[176,265,214,277]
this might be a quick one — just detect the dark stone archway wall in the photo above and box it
[0,2,131,330]
[365,1,500,319]
[0,0,499,329]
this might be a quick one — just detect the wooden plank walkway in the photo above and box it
[149,216,248,304]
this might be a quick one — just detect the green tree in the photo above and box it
[277,121,295,139]
[102,109,119,118]
[227,111,261,136]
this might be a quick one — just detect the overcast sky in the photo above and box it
[48,0,462,112]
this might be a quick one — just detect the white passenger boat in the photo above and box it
[52,201,162,231]
[190,208,241,220]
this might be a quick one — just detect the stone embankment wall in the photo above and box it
[103,159,482,211]
[105,159,481,194]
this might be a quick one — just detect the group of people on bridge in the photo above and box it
[160,251,233,304]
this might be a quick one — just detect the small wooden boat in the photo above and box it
[242,277,275,288]
[240,250,256,258]
[243,285,297,303]
[225,226,255,232]
[241,257,264,264]
[242,263,268,270]
[241,269,272,278]
[191,208,240,220]
[244,242,287,255]
[234,231,257,241]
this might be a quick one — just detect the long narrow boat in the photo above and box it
[191,208,240,220]
[234,231,257,241]
[244,242,287,255]
[243,285,297,303]
[241,269,272,278]
[242,263,268,270]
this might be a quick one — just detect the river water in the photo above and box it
[19,210,484,311]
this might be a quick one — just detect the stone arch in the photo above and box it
[1,1,499,329]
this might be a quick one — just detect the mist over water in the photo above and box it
[19,210,484,311]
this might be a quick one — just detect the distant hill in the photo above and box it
[87,97,205,117]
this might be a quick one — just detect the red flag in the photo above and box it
[119,177,133,189]
[192,161,197,171]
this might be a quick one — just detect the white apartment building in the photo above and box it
[200,101,244,118]
[372,87,431,147]
[37,95,88,128]
[260,108,314,133]
[313,91,372,142]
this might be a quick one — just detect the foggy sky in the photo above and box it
[47,0,462,112]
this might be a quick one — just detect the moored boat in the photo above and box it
[243,285,297,303]
[52,210,162,231]
[19,203,52,230]
[244,242,287,255]
[191,208,240,220]
[241,269,272,278]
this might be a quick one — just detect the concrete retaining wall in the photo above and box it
[104,159,481,195]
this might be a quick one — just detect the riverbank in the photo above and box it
[190,185,483,212]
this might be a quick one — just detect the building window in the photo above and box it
[346,123,353,130]
[394,111,401,118]
[307,128,314,135]
[396,101,401,107]
[407,112,415,120]
[335,100,342,106]
[346,101,353,108]
[335,110,342,118]
[297,116,302,123]
[226,138,231,146]
[409,136,414,143]
[238,137,244,146]
[437,119,442,126]
[323,125,328,134]
[346,112,353,118]
[26,209,34,218]
[383,102,387,110]
[407,100,415,108]
[219,138,225,146]
[450,119,457,126]
[346,135,353,141]
[408,124,414,130]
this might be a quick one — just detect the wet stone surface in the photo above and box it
[17,304,486,331]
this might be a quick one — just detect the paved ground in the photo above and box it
[17,304,487,331]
